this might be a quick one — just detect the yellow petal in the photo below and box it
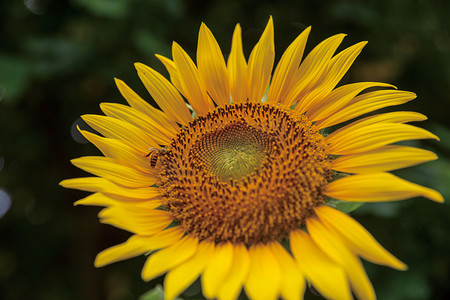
[307,218,376,300]
[141,235,198,281]
[298,41,368,114]
[74,192,163,208]
[316,90,416,129]
[155,54,186,97]
[197,23,230,106]
[267,26,311,104]
[326,122,439,155]
[164,241,215,300]
[135,63,192,126]
[331,145,438,173]
[315,205,407,270]
[306,82,396,122]
[79,129,154,174]
[217,244,250,300]
[284,33,346,107]
[331,110,427,134]
[60,177,159,199]
[74,192,116,207]
[98,206,173,235]
[202,242,234,299]
[82,114,157,153]
[227,24,247,103]
[269,242,305,300]
[114,78,180,132]
[95,227,184,268]
[244,243,282,300]
[71,156,157,188]
[316,41,367,89]
[100,103,174,145]
[172,42,213,115]
[325,172,444,202]
[290,230,352,300]
[247,16,274,102]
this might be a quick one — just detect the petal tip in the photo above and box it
[430,191,444,203]
[172,41,181,49]
[397,262,409,271]
[134,62,147,72]
[93,256,103,268]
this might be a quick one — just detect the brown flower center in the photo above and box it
[160,102,332,244]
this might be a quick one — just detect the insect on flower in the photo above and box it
[145,147,167,167]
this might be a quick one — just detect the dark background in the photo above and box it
[1,0,449,299]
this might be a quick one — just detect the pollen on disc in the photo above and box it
[160,102,333,245]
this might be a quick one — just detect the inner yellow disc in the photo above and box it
[190,122,275,182]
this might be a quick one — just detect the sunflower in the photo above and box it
[61,17,443,300]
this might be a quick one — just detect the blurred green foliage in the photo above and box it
[1,0,449,299]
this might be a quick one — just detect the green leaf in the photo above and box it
[327,198,364,213]
[139,285,185,300]
[139,285,164,300]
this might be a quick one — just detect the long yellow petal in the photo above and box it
[247,16,274,102]
[71,156,157,188]
[245,243,282,300]
[155,54,186,97]
[82,114,157,153]
[331,145,438,173]
[197,23,230,106]
[135,63,192,126]
[98,206,173,235]
[202,242,234,299]
[315,205,407,270]
[74,192,116,207]
[331,110,427,134]
[326,123,439,155]
[297,41,368,114]
[164,241,215,300]
[325,172,444,202]
[217,244,250,300]
[290,230,352,300]
[316,90,416,129]
[79,129,154,174]
[227,24,247,103]
[267,26,311,104]
[141,235,199,281]
[100,103,174,145]
[95,227,184,268]
[307,218,376,300]
[74,192,163,208]
[114,78,179,132]
[315,41,367,89]
[60,177,159,199]
[284,33,346,107]
[172,42,213,115]
[306,82,396,122]
[269,242,305,300]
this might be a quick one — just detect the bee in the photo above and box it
[145,147,167,167]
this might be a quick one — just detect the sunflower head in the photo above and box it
[61,17,443,300]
